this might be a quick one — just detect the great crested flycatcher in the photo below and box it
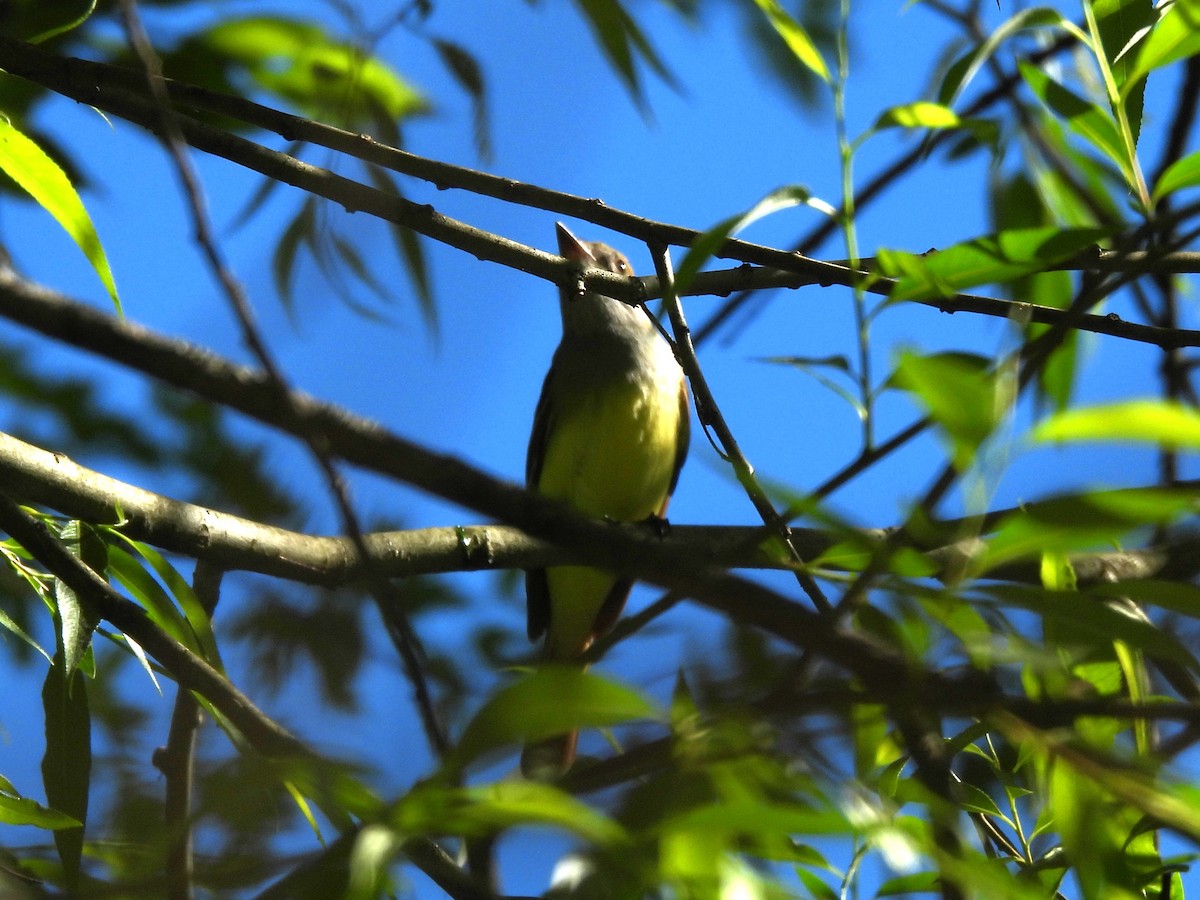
[522,223,690,778]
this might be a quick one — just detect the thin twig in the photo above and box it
[650,241,832,613]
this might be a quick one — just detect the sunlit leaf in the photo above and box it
[878,227,1107,301]
[0,791,81,830]
[1124,0,1200,94]
[1033,399,1200,448]
[395,779,628,846]
[1152,149,1200,204]
[892,351,1002,470]
[192,17,427,127]
[1019,62,1136,186]
[451,667,657,771]
[676,186,831,295]
[750,0,829,81]
[0,117,120,311]
[938,7,1073,106]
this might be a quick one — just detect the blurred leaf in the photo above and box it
[41,647,90,892]
[0,116,120,311]
[396,779,628,845]
[937,7,1071,107]
[990,172,1077,410]
[1033,399,1200,448]
[749,0,829,82]
[362,164,436,330]
[982,585,1200,672]
[451,667,657,771]
[872,100,956,130]
[195,16,427,126]
[878,227,1107,301]
[104,544,199,655]
[228,593,364,709]
[1124,0,1200,93]
[1152,149,1200,204]
[432,39,491,160]
[892,351,1002,470]
[1019,61,1136,188]
[574,0,677,102]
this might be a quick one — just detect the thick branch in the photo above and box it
[3,429,1195,592]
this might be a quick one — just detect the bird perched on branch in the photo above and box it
[522,223,690,778]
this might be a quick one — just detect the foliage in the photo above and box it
[1,0,1199,898]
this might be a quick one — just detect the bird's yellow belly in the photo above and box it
[536,373,682,659]
[538,375,680,520]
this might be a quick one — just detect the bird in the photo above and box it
[521,222,690,778]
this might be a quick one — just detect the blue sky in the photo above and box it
[1,0,1195,895]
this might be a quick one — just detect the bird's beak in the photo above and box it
[555,222,595,263]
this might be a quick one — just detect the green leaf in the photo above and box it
[195,17,427,127]
[1152,149,1200,204]
[1019,61,1136,185]
[395,779,628,846]
[978,487,1198,572]
[362,164,436,331]
[0,786,81,830]
[937,7,1073,106]
[0,605,51,663]
[983,585,1200,672]
[878,227,1107,301]
[749,0,829,81]
[1124,0,1200,93]
[105,545,200,655]
[54,521,105,681]
[41,652,90,891]
[1033,399,1200,448]
[675,186,832,295]
[1093,0,1153,142]
[450,667,657,771]
[576,0,677,102]
[874,101,960,130]
[891,351,1002,470]
[0,116,119,311]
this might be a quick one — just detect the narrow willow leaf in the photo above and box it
[676,186,830,295]
[873,101,961,130]
[938,7,1073,106]
[1019,62,1135,186]
[450,667,656,771]
[0,117,119,311]
[1123,0,1200,93]
[0,606,51,662]
[54,521,105,681]
[892,351,1000,470]
[395,780,629,846]
[42,653,90,892]
[1152,149,1200,204]
[1032,399,1200,448]
[879,227,1107,301]
[750,0,829,81]
[0,791,81,830]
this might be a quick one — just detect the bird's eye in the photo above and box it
[617,259,628,272]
